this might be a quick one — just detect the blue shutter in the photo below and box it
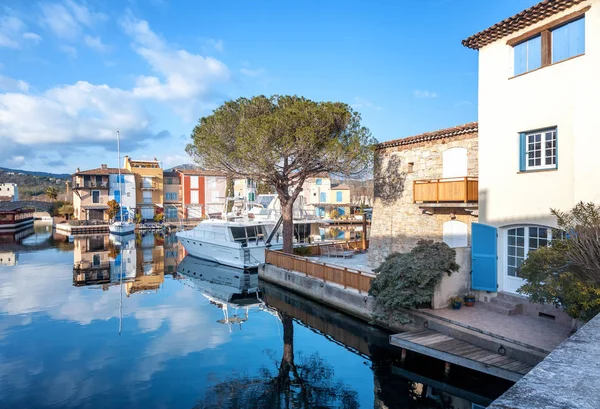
[552,17,585,63]
[320,192,326,202]
[519,133,527,172]
[337,207,345,216]
[336,191,343,202]
[472,223,498,291]
[114,189,121,203]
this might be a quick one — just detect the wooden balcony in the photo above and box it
[413,177,478,204]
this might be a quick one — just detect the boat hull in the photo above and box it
[109,223,136,235]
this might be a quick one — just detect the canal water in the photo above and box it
[0,225,512,408]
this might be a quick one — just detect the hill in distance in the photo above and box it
[0,167,70,179]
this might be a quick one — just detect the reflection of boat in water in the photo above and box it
[177,256,263,331]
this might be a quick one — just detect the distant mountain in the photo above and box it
[166,163,200,171]
[0,167,70,179]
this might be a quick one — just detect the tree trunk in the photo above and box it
[282,201,294,254]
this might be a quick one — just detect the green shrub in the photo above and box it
[369,240,459,324]
[293,246,312,257]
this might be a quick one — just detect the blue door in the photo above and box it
[472,223,497,291]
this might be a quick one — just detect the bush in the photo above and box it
[293,246,312,257]
[369,240,459,324]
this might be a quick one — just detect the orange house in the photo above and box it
[174,169,227,219]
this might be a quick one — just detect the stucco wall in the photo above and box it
[368,134,478,269]
[478,0,600,228]
[432,247,472,309]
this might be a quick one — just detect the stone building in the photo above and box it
[368,122,479,269]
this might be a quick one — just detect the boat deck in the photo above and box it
[390,330,533,382]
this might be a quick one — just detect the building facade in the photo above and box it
[123,156,164,220]
[368,123,479,268]
[176,169,227,218]
[72,166,134,221]
[298,176,351,218]
[163,171,182,221]
[0,183,18,202]
[233,178,257,204]
[463,0,599,294]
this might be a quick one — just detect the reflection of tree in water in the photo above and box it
[371,345,458,409]
[194,314,359,409]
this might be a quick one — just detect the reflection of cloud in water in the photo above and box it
[0,254,232,405]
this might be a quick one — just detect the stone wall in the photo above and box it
[368,133,479,269]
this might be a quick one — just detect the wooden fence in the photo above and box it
[265,248,375,293]
[303,239,368,256]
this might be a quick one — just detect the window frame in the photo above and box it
[506,225,554,278]
[508,8,587,78]
[519,127,557,172]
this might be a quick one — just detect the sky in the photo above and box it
[0,0,540,173]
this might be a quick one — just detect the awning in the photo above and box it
[82,205,109,210]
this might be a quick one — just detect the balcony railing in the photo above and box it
[73,181,109,189]
[413,177,478,204]
[140,182,157,190]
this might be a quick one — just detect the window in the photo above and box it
[520,128,557,171]
[316,179,322,186]
[320,192,327,202]
[190,176,199,189]
[190,190,199,204]
[248,192,255,202]
[92,190,100,204]
[514,35,541,76]
[552,17,585,64]
[407,162,414,173]
[114,190,121,203]
[512,15,585,76]
[143,190,152,204]
[165,192,177,201]
[336,191,343,203]
[166,177,172,185]
[443,220,468,248]
[507,226,552,277]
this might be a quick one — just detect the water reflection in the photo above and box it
[0,226,509,408]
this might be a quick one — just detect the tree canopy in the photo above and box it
[187,95,376,253]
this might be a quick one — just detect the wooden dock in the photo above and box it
[390,330,533,382]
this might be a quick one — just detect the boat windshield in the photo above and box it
[230,225,267,247]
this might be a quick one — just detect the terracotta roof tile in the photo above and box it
[377,122,478,150]
[73,168,132,176]
[462,0,586,50]
[331,184,351,190]
[174,168,227,176]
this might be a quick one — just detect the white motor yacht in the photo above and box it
[176,219,283,269]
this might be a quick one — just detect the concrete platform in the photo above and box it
[419,303,572,352]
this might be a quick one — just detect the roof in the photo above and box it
[74,168,132,176]
[377,122,478,150]
[82,205,109,210]
[0,203,35,212]
[462,0,586,50]
[331,184,351,190]
[174,168,226,176]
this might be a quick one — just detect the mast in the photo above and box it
[117,131,123,222]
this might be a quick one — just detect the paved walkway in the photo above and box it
[314,252,373,273]
[421,303,572,352]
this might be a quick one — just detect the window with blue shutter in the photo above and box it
[316,178,322,186]
[552,18,585,63]
[320,192,326,202]
[514,36,541,76]
[519,128,557,172]
[336,191,343,202]
[114,190,121,203]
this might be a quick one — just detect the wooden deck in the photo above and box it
[390,330,533,382]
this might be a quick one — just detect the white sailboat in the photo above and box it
[109,130,136,235]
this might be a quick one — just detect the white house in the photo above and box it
[464,0,600,294]
[108,173,136,220]
[0,183,18,202]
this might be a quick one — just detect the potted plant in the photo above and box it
[449,296,463,310]
[463,292,476,307]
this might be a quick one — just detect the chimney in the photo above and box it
[76,167,80,172]
[101,164,108,170]
[123,156,129,168]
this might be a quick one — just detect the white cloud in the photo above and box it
[0,75,29,92]
[0,15,39,48]
[22,32,42,43]
[240,67,265,77]
[39,0,106,40]
[59,44,77,58]
[121,15,229,119]
[351,96,382,111]
[84,35,109,52]
[413,90,438,99]
[206,38,224,52]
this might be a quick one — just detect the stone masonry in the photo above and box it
[368,123,479,268]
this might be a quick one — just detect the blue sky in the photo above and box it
[0,0,539,173]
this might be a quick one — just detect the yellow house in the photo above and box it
[124,156,164,220]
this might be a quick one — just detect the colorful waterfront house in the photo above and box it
[72,166,132,221]
[300,174,352,218]
[233,178,257,204]
[368,123,479,280]
[109,172,136,221]
[175,169,227,219]
[463,0,600,297]
[123,156,164,221]
[0,183,18,202]
[0,203,35,234]
[162,171,183,221]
